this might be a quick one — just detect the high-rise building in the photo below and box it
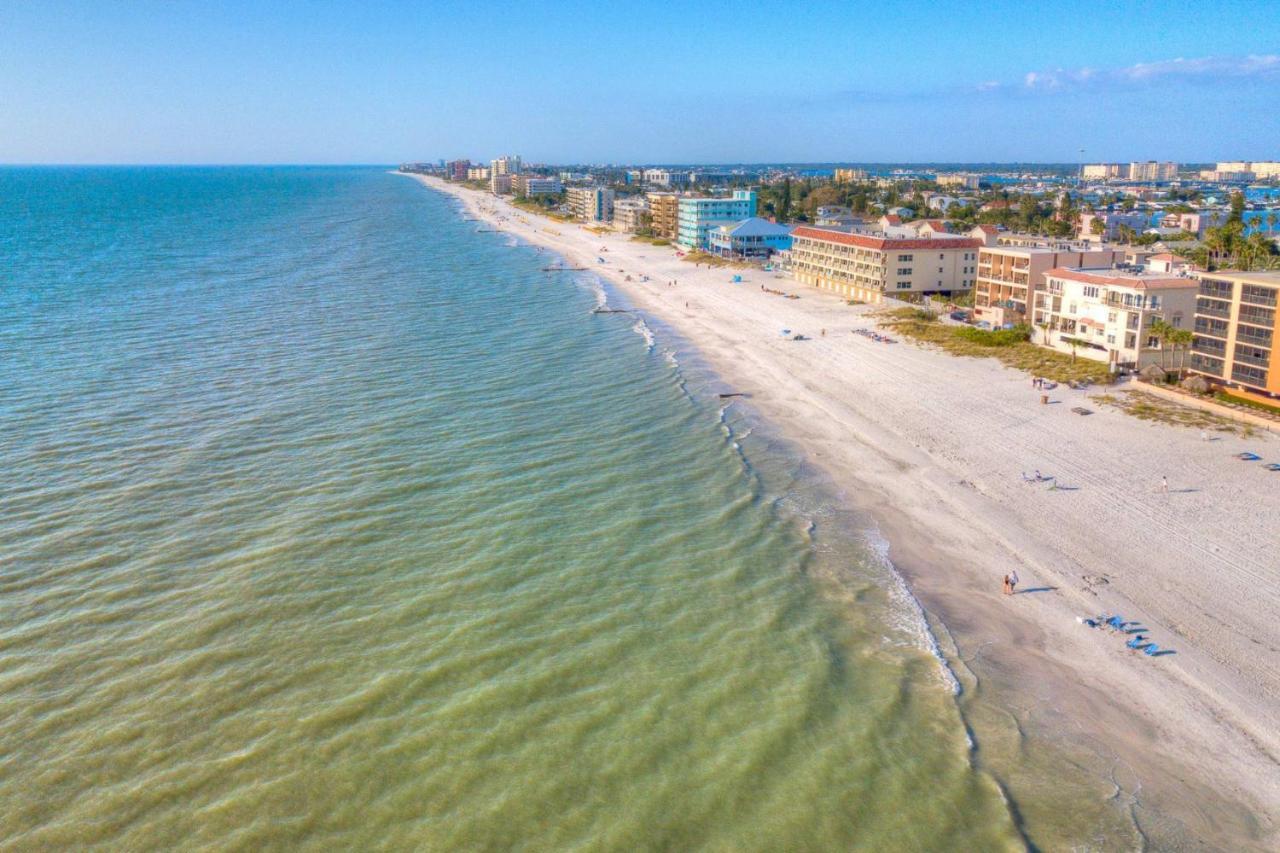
[1081,163,1125,180]
[446,159,471,181]
[833,168,869,183]
[490,155,522,177]
[511,175,562,196]
[1127,161,1178,182]
[612,197,650,232]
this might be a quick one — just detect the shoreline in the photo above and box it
[407,173,1279,849]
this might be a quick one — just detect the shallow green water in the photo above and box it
[0,167,1021,849]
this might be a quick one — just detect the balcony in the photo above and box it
[1237,328,1273,348]
[1241,286,1278,308]
[1194,318,1229,338]
[1196,302,1232,320]
[1233,349,1270,368]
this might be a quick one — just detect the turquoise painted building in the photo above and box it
[676,190,758,249]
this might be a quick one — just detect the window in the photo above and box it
[1170,314,1181,327]
[897,254,913,261]
[1106,334,1115,344]
[896,281,912,289]
[1083,286,1099,298]
[1146,336,1159,348]
[938,267,944,273]
[1107,312,1117,323]
[897,268,912,275]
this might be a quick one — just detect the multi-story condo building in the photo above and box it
[566,186,615,223]
[1250,162,1280,179]
[973,242,1124,327]
[1215,161,1252,173]
[1189,271,1280,398]
[1158,210,1227,237]
[466,166,490,181]
[1033,268,1197,369]
[511,175,563,196]
[643,169,692,188]
[612,197,649,232]
[489,173,513,195]
[1082,163,1125,180]
[833,168,869,183]
[446,159,471,181]
[1127,161,1178,182]
[788,227,981,302]
[490,155,522,177]
[646,192,680,240]
[676,191,758,249]
[1199,169,1253,182]
[936,173,981,189]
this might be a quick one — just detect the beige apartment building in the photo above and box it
[789,227,981,303]
[1128,161,1178,182]
[973,242,1124,327]
[1082,163,1125,180]
[566,186,614,223]
[612,197,649,233]
[937,173,981,189]
[1033,268,1197,369]
[1189,270,1280,398]
[646,192,680,240]
[833,168,868,183]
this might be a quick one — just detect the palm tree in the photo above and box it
[1267,211,1278,234]
[1148,318,1171,370]
[1062,336,1087,362]
[1170,328,1195,375]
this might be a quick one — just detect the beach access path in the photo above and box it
[412,175,1279,848]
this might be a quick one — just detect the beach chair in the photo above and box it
[1126,635,1147,649]
[1143,644,1161,656]
[1105,615,1124,630]
[1265,463,1280,472]
[1236,452,1261,461]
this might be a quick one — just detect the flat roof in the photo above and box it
[1198,270,1280,286]
[791,226,980,251]
[1045,267,1196,290]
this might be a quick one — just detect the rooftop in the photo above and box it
[1045,267,1196,290]
[791,226,981,251]
[1198,270,1280,286]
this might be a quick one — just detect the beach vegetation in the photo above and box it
[1091,391,1254,435]
[1215,391,1280,418]
[630,235,670,246]
[878,308,1113,383]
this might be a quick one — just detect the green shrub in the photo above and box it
[955,324,1031,347]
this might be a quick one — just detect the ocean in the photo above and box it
[0,166,1022,849]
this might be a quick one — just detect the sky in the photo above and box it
[2,0,1279,164]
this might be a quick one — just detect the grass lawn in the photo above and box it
[630,235,670,246]
[877,308,1115,384]
[680,250,753,269]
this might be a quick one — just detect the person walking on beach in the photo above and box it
[1160,475,1168,494]
[1009,570,1019,594]
[1002,574,1012,596]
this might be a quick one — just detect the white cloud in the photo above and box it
[1019,54,1280,92]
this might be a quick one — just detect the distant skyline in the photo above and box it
[3,0,1279,165]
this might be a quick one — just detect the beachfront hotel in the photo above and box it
[1189,270,1280,398]
[788,227,981,302]
[646,193,680,241]
[833,168,868,183]
[676,191,758,249]
[973,242,1125,327]
[1128,161,1179,181]
[566,186,615,223]
[1032,267,1197,369]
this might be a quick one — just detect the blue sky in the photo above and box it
[2,0,1278,164]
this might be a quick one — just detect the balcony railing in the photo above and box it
[1237,329,1273,348]
[1233,349,1270,368]
[1196,303,1232,319]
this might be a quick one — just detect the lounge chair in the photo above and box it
[1105,615,1125,630]
[1143,644,1161,656]
[1236,452,1262,461]
[1265,463,1280,472]
[1126,635,1147,649]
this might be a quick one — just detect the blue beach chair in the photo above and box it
[1236,452,1261,461]
[1265,463,1280,472]
[1143,644,1161,656]
[1126,635,1147,649]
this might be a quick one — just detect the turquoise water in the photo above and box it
[0,167,1020,849]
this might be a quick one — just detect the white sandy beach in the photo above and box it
[411,175,1279,848]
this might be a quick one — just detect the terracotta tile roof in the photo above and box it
[1045,268,1196,290]
[882,214,902,224]
[792,227,982,251]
